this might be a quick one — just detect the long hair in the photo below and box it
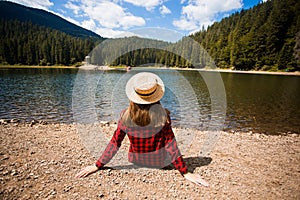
[121,101,170,127]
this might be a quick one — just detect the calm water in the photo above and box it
[0,67,299,134]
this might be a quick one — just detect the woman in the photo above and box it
[76,72,209,187]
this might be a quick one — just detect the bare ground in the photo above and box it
[0,122,299,200]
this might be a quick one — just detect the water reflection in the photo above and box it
[0,68,78,123]
[222,72,300,134]
[0,68,299,134]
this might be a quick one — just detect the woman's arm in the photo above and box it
[164,124,209,187]
[75,122,126,178]
[95,126,126,167]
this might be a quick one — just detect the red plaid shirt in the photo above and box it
[95,117,188,175]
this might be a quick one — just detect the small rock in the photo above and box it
[0,119,9,125]
[2,155,9,161]
[63,186,72,192]
[100,121,110,126]
[3,171,9,176]
[10,119,19,123]
[11,170,18,176]
[50,189,56,195]
[98,193,105,198]
[8,186,15,193]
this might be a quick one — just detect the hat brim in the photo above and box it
[126,73,165,104]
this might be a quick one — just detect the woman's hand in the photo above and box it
[183,172,209,187]
[75,165,99,178]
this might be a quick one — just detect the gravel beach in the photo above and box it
[0,122,299,199]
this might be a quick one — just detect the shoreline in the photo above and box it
[1,122,299,199]
[1,65,300,76]
[171,67,300,76]
[0,119,299,136]
[0,65,78,69]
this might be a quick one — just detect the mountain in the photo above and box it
[0,1,105,66]
[0,1,102,39]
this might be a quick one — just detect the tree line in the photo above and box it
[190,0,300,71]
[0,20,99,66]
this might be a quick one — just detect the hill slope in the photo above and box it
[0,20,100,65]
[0,1,104,66]
[0,1,102,39]
[190,0,300,71]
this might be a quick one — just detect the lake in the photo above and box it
[0,67,299,134]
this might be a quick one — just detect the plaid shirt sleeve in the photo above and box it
[164,122,188,175]
[95,122,126,168]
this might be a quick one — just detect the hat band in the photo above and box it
[135,87,157,97]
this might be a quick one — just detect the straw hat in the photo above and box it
[126,72,165,104]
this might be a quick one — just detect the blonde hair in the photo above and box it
[121,101,170,127]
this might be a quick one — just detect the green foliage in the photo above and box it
[0,20,99,66]
[100,36,211,68]
[90,36,195,68]
[190,0,300,71]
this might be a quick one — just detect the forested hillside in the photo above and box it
[90,36,207,68]
[0,20,100,66]
[0,1,100,38]
[0,1,104,66]
[190,0,300,71]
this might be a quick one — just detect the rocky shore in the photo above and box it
[0,121,299,199]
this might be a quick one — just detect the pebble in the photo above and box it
[3,171,9,176]
[2,155,9,161]
[63,186,72,192]
[11,170,18,176]
[10,119,20,123]
[98,193,105,198]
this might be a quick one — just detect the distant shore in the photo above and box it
[0,65,78,69]
[171,67,300,76]
[0,121,299,199]
[1,65,300,76]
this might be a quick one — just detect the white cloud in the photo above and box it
[123,0,164,11]
[64,1,81,15]
[119,15,146,29]
[130,27,183,42]
[174,0,242,31]
[173,18,198,31]
[6,0,53,10]
[57,8,66,14]
[65,0,145,30]
[159,5,171,15]
[95,27,138,38]
[81,19,96,31]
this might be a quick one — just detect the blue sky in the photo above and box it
[4,0,267,39]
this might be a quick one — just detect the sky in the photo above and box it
[2,0,267,40]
